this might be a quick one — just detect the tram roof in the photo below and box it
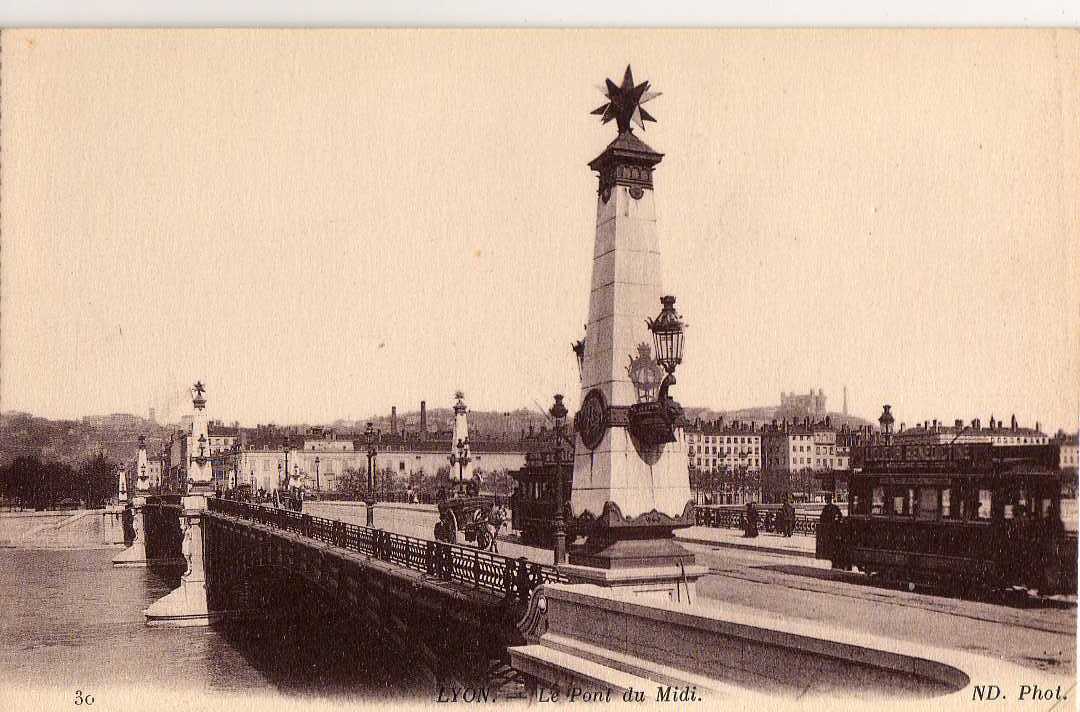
[855,442,1061,477]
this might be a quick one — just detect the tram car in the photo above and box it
[509,434,577,546]
[817,442,1077,595]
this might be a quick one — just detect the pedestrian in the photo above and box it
[818,493,844,567]
[487,505,507,553]
[744,501,759,538]
[782,497,796,537]
[121,502,136,545]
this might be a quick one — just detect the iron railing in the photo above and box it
[694,505,818,536]
[207,498,572,603]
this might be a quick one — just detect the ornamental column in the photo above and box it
[565,66,705,598]
[113,435,151,567]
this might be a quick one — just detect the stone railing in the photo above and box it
[208,498,572,603]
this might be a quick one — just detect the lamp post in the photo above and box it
[314,456,321,493]
[365,422,377,526]
[550,394,569,565]
[450,436,471,494]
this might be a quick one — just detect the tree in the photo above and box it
[335,467,365,500]
[79,452,116,508]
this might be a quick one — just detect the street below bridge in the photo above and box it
[307,501,1076,678]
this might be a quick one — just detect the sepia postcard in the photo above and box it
[0,28,1077,712]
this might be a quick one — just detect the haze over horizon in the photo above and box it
[2,30,1076,433]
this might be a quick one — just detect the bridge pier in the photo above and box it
[112,496,149,567]
[144,495,214,627]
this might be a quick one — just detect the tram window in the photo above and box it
[976,489,992,520]
[890,488,911,516]
[1042,498,1053,518]
[941,488,952,518]
[916,488,939,520]
[871,486,885,515]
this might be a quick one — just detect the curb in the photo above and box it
[675,533,817,559]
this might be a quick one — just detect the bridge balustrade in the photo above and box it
[208,498,571,602]
[694,505,818,536]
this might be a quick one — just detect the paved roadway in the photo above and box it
[307,502,1077,678]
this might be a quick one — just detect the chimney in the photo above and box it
[391,406,398,436]
[1036,421,1041,433]
[419,400,427,438]
[1010,414,1018,430]
[899,422,905,432]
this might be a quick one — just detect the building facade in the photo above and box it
[685,420,762,505]
[892,415,1048,447]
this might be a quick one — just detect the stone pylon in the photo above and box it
[117,465,128,505]
[145,381,214,626]
[113,436,150,567]
[448,391,473,491]
[565,66,704,597]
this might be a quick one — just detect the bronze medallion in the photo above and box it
[576,389,608,451]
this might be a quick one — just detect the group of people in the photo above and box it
[742,496,842,539]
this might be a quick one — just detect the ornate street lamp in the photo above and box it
[449,436,471,494]
[572,335,586,383]
[626,342,665,403]
[314,456,321,493]
[281,442,292,506]
[550,394,569,565]
[623,296,687,446]
[365,422,377,526]
[646,295,686,402]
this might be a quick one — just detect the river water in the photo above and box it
[0,547,422,708]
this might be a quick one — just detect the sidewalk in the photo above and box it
[313,500,437,515]
[676,525,818,559]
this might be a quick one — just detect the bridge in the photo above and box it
[139,496,570,687]
[122,495,1063,702]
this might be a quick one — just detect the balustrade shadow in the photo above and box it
[753,562,1078,609]
[204,498,572,695]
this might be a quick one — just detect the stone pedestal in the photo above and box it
[112,496,148,567]
[144,494,213,627]
[558,561,707,602]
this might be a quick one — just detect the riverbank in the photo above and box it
[0,509,125,550]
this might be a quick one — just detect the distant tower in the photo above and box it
[148,407,157,425]
[843,386,848,416]
[420,400,428,439]
[390,406,398,436]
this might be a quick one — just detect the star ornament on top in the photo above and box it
[591,65,661,134]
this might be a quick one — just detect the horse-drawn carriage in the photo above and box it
[433,494,497,548]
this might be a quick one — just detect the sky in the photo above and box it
[1,29,1077,431]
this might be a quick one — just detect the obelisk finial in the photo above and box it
[590,65,661,134]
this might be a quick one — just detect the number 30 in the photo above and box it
[75,690,94,705]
